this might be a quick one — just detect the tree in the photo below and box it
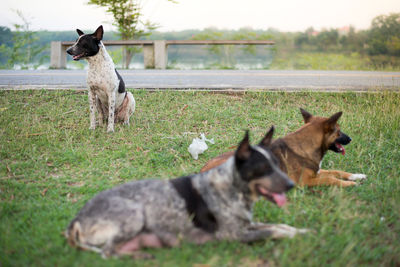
[339,27,368,53]
[367,13,400,56]
[386,36,400,56]
[0,10,46,69]
[0,26,13,65]
[88,0,175,68]
[315,29,339,51]
[0,27,13,46]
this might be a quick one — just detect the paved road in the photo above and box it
[0,69,399,91]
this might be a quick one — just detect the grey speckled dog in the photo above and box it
[66,128,309,258]
[67,25,135,133]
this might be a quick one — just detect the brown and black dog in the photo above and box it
[201,108,367,187]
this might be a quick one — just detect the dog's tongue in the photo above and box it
[258,186,287,207]
[337,143,345,155]
[272,193,287,207]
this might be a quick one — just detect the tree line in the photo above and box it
[292,13,400,56]
[0,12,399,69]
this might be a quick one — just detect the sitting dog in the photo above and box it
[66,129,308,258]
[67,25,135,132]
[201,109,367,187]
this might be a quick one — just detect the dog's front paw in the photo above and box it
[271,224,312,239]
[89,125,96,130]
[296,228,314,235]
[348,174,367,181]
[107,126,115,133]
[342,181,357,187]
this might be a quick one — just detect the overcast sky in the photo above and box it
[1,0,400,32]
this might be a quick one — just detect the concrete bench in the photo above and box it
[50,40,275,69]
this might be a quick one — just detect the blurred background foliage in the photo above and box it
[0,12,399,70]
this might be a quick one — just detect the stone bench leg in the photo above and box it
[154,40,167,69]
[143,44,155,69]
[143,41,167,69]
[50,41,67,69]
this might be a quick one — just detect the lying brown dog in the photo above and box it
[201,108,367,187]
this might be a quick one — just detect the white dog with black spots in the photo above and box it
[67,25,135,132]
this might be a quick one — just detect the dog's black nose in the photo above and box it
[66,47,73,55]
[286,181,295,191]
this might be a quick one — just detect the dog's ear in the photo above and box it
[235,130,251,161]
[76,29,84,36]
[300,108,313,123]
[259,125,274,148]
[93,25,104,40]
[324,111,343,131]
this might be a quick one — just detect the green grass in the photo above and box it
[270,51,400,71]
[1,90,399,266]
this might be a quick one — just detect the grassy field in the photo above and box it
[0,90,399,266]
[270,51,400,71]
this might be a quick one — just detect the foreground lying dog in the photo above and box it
[67,25,135,132]
[66,130,308,258]
[201,109,367,187]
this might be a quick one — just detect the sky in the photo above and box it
[1,0,400,32]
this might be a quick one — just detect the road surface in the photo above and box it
[0,69,399,91]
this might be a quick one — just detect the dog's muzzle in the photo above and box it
[329,131,351,155]
[66,46,84,61]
